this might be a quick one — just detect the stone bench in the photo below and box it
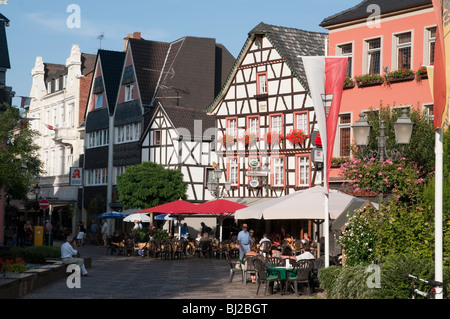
[0,257,91,299]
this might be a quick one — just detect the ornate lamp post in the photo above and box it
[207,168,231,199]
[352,109,414,162]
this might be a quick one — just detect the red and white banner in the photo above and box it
[302,56,348,192]
[44,124,56,131]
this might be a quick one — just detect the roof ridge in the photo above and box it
[320,0,371,25]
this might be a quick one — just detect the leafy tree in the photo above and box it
[116,161,187,210]
[0,103,42,200]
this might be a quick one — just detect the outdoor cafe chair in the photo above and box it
[252,258,280,296]
[226,255,244,283]
[285,259,315,296]
[259,241,271,257]
[266,256,283,266]
[160,240,172,260]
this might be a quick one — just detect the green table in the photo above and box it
[267,265,296,281]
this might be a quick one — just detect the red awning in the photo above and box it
[137,200,198,214]
[181,199,247,215]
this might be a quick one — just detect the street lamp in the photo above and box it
[207,168,231,199]
[33,183,41,202]
[352,109,414,162]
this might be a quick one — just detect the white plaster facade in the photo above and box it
[26,45,95,212]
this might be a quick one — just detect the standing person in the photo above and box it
[132,220,142,231]
[200,222,211,236]
[237,224,253,260]
[61,236,90,277]
[16,215,26,247]
[90,220,99,245]
[44,220,53,246]
[24,220,33,246]
[77,221,86,246]
[101,219,108,247]
[180,223,189,239]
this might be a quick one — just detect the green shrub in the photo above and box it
[318,253,449,299]
[0,246,61,264]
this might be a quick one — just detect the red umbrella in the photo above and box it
[138,199,198,214]
[175,199,248,241]
[184,199,247,215]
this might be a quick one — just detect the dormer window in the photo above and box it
[95,93,103,109]
[125,83,134,101]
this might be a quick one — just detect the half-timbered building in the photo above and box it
[140,36,235,203]
[207,23,328,201]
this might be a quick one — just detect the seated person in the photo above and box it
[271,245,282,258]
[296,245,315,261]
[259,233,271,244]
[242,247,260,283]
[280,246,296,262]
[61,236,89,277]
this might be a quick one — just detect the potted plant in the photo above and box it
[286,129,307,146]
[264,131,283,147]
[239,132,259,147]
[343,77,355,89]
[416,66,428,80]
[219,133,236,147]
[355,73,384,87]
[384,68,415,84]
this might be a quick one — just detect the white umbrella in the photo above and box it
[123,213,150,222]
[235,186,361,220]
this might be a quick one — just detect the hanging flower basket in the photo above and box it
[219,133,236,147]
[239,132,259,147]
[264,131,283,147]
[286,129,307,146]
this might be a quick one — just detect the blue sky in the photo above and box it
[1,0,361,107]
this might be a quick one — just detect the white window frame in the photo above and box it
[95,93,103,109]
[87,129,109,148]
[229,157,239,186]
[337,42,354,78]
[113,166,126,185]
[125,83,134,102]
[115,122,141,144]
[295,112,309,135]
[272,156,284,187]
[365,37,382,75]
[86,168,108,186]
[393,31,413,71]
[424,26,437,66]
[297,156,310,187]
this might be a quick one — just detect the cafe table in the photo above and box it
[266,261,296,281]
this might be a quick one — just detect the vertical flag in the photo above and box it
[431,0,450,129]
[302,56,348,191]
[19,96,31,108]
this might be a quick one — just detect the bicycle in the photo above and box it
[399,271,443,299]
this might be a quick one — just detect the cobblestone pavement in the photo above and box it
[20,242,326,300]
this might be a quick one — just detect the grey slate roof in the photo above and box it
[0,13,10,69]
[250,22,327,94]
[97,49,125,115]
[320,0,432,28]
[207,22,326,113]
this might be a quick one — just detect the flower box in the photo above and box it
[219,134,236,147]
[264,131,283,147]
[239,132,259,147]
[343,77,355,89]
[416,66,428,80]
[286,129,307,146]
[355,74,384,88]
[385,69,415,84]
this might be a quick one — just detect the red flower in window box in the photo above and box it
[286,129,307,145]
[219,133,236,147]
[239,132,259,146]
[264,131,283,146]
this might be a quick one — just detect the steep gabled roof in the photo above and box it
[207,22,327,113]
[320,0,432,28]
[128,38,170,106]
[98,49,125,115]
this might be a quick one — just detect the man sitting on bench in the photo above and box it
[61,236,90,277]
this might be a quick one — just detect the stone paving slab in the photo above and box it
[19,244,326,300]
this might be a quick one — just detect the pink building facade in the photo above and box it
[321,1,435,168]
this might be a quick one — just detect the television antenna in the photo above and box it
[97,33,104,49]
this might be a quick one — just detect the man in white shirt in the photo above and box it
[296,246,315,261]
[61,236,89,276]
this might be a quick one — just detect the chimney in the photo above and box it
[123,32,142,51]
